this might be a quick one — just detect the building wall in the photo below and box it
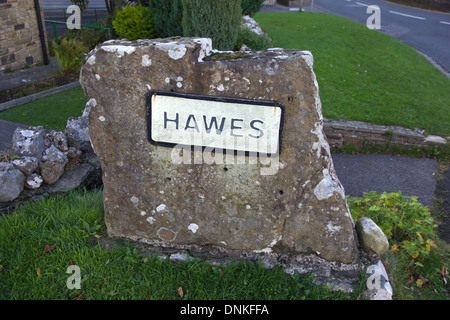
[0,0,48,71]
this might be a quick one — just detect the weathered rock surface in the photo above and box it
[80,37,359,264]
[0,162,25,202]
[43,163,94,193]
[355,217,389,255]
[25,173,43,190]
[67,147,82,160]
[39,161,65,185]
[11,156,38,176]
[11,126,46,160]
[42,145,68,164]
[364,260,393,300]
[46,131,69,152]
[65,105,93,153]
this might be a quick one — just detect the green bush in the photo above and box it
[112,4,157,41]
[234,27,272,51]
[241,0,265,17]
[348,191,449,297]
[63,26,110,51]
[182,0,242,51]
[148,0,184,37]
[349,191,438,260]
[51,38,88,74]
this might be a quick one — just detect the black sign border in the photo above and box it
[146,90,285,157]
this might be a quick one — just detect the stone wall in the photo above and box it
[0,0,47,71]
[323,118,448,148]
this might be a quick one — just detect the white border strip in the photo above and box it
[355,2,370,7]
[389,10,426,20]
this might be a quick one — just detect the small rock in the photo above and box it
[364,260,393,300]
[42,145,68,164]
[65,116,93,153]
[0,162,25,202]
[25,173,43,190]
[43,163,93,193]
[11,156,39,176]
[40,161,65,185]
[44,130,56,148]
[11,126,46,160]
[239,44,251,52]
[67,147,82,160]
[82,98,96,118]
[242,15,265,35]
[425,135,447,145]
[355,217,389,255]
[51,131,69,152]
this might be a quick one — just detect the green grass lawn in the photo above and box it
[0,86,87,132]
[0,189,447,300]
[0,189,359,300]
[254,12,450,137]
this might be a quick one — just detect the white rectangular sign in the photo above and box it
[147,91,284,156]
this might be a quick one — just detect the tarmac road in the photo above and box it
[332,152,439,208]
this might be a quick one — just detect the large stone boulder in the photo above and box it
[80,37,359,264]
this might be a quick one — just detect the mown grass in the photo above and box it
[0,86,87,132]
[0,189,359,300]
[254,12,450,137]
[1,189,447,300]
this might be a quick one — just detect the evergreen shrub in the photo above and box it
[112,4,156,41]
[234,27,272,51]
[182,0,242,51]
[241,0,265,17]
[148,0,184,37]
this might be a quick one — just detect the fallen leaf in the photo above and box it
[415,279,423,288]
[178,287,184,298]
[36,268,41,276]
[418,275,429,286]
[405,276,414,286]
[43,244,56,253]
[72,292,85,300]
